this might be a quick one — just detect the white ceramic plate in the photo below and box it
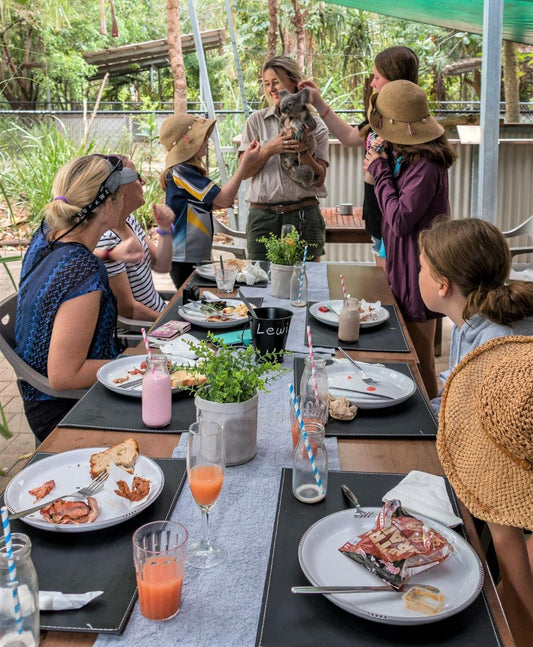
[5,448,164,533]
[327,360,416,408]
[194,264,216,281]
[309,300,390,329]
[177,299,248,329]
[298,508,483,625]
[96,355,185,399]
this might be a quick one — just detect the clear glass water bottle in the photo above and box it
[292,421,328,503]
[300,356,329,425]
[142,354,172,428]
[338,297,360,342]
[0,533,39,647]
[290,261,308,307]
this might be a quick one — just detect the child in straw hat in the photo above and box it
[437,335,533,647]
[159,114,260,289]
[364,80,456,399]
[418,217,533,414]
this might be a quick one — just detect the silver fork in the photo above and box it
[337,347,380,386]
[342,484,375,518]
[9,471,109,520]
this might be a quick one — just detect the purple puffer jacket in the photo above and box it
[368,155,450,322]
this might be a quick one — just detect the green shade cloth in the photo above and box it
[323,0,533,45]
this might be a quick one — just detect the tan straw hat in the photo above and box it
[159,114,216,169]
[437,335,533,531]
[369,80,444,145]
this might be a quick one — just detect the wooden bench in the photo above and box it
[322,207,373,244]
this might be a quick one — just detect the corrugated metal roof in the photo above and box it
[323,0,533,45]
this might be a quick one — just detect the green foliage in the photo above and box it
[180,333,285,403]
[0,403,13,441]
[258,229,313,265]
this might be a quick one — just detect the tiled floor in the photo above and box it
[0,252,451,492]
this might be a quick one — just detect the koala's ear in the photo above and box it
[300,87,310,102]
[279,90,289,99]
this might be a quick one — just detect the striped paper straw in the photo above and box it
[306,325,320,405]
[297,246,308,302]
[289,384,326,496]
[340,274,347,306]
[140,328,152,360]
[1,506,24,635]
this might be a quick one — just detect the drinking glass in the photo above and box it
[186,420,226,569]
[281,224,295,238]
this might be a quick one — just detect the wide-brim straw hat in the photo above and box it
[437,335,533,531]
[159,114,216,169]
[369,80,444,145]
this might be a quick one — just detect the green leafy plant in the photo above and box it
[180,333,286,403]
[258,229,314,265]
[0,403,13,441]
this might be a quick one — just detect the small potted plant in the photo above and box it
[181,334,286,465]
[258,229,313,298]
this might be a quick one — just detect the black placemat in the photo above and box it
[256,470,501,647]
[294,358,437,438]
[57,382,196,433]
[306,304,410,352]
[155,295,263,341]
[187,261,269,289]
[2,455,186,634]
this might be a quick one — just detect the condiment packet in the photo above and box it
[39,590,103,611]
[382,471,463,527]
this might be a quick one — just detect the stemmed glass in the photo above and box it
[281,224,295,238]
[186,420,226,569]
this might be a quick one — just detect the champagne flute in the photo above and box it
[186,420,226,569]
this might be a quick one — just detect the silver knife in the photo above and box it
[330,385,396,400]
[292,584,440,594]
[115,377,144,389]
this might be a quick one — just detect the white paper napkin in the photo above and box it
[236,262,268,285]
[39,590,103,611]
[382,470,463,527]
[159,333,199,360]
[95,463,150,516]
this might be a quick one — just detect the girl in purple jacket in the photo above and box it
[364,80,456,399]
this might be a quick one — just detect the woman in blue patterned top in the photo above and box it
[16,154,137,441]
[159,113,260,289]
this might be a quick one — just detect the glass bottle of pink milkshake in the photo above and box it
[142,355,172,428]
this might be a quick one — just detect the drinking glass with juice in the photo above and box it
[132,521,188,621]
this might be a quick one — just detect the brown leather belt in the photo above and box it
[249,197,319,214]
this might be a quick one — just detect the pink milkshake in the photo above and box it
[142,355,172,428]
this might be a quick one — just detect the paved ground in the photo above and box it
[0,251,451,492]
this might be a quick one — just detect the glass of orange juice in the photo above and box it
[132,521,188,621]
[289,396,328,449]
[186,420,226,569]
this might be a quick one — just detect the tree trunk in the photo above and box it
[503,40,520,123]
[266,0,279,60]
[291,0,307,71]
[166,0,187,113]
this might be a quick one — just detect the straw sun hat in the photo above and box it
[437,335,533,531]
[369,80,444,145]
[159,114,216,170]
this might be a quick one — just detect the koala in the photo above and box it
[278,88,318,188]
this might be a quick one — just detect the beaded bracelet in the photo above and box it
[102,246,115,261]
[156,227,173,236]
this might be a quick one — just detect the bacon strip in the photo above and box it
[28,480,55,501]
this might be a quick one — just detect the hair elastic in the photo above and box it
[54,196,69,203]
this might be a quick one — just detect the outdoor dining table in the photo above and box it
[29,263,512,647]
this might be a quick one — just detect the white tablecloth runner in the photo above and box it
[95,275,340,646]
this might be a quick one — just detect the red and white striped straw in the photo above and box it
[340,274,347,306]
[306,325,320,405]
[141,328,152,360]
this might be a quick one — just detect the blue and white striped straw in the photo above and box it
[289,383,326,496]
[1,506,24,635]
[297,246,308,302]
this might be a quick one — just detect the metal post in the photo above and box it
[186,0,237,226]
[476,0,503,223]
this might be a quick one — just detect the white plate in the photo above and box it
[194,264,216,281]
[96,355,185,398]
[4,448,164,533]
[298,508,483,625]
[327,360,416,408]
[309,300,390,329]
[177,299,248,329]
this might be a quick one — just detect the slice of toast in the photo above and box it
[89,438,139,479]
